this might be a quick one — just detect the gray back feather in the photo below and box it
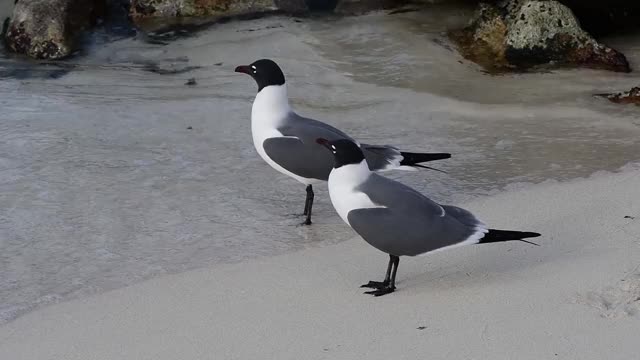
[347,174,483,256]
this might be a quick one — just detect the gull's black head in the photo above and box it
[235,59,285,92]
[316,138,365,169]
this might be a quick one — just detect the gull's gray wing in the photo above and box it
[440,205,487,229]
[282,113,353,140]
[263,112,432,179]
[262,113,352,181]
[262,136,334,180]
[287,114,411,171]
[347,174,486,256]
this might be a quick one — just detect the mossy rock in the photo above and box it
[5,0,104,59]
[450,0,630,73]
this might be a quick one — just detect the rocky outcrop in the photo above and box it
[597,87,640,105]
[129,0,399,20]
[129,0,279,19]
[5,0,105,59]
[449,0,631,73]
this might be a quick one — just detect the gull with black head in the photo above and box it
[235,59,451,225]
[317,137,541,296]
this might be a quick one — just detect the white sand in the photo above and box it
[1,168,640,359]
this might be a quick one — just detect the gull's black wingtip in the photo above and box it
[479,229,542,246]
[400,151,451,166]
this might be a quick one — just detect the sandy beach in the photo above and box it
[1,165,639,359]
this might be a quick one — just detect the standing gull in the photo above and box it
[235,59,450,225]
[317,138,540,296]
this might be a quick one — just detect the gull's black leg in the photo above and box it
[303,185,314,225]
[364,255,398,296]
[303,185,311,216]
[361,255,393,289]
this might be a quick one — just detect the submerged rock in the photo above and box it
[596,87,640,105]
[5,0,104,59]
[449,0,631,73]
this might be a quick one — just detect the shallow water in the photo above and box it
[1,7,640,324]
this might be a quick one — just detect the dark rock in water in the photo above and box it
[304,0,339,12]
[0,61,71,79]
[2,17,9,38]
[103,0,137,37]
[143,62,200,74]
[4,0,105,59]
[185,77,197,85]
[596,87,640,105]
[275,0,340,13]
[449,0,631,73]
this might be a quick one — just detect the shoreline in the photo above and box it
[2,166,639,359]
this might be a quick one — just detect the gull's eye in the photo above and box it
[251,66,257,73]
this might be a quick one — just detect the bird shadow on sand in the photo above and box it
[393,232,585,294]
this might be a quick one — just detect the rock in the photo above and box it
[596,87,640,105]
[449,3,509,71]
[449,0,631,73]
[130,0,279,19]
[5,0,105,59]
[129,0,400,20]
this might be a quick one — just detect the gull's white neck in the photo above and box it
[328,160,372,187]
[328,160,378,225]
[251,84,291,129]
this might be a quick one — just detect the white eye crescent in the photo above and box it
[330,145,336,150]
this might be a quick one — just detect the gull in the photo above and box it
[317,137,540,296]
[235,59,450,225]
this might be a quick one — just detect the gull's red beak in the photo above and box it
[234,65,252,74]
